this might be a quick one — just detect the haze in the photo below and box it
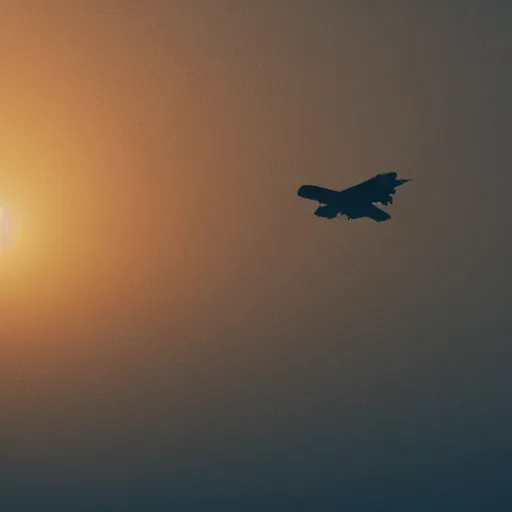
[1,2,511,510]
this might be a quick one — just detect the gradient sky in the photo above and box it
[1,2,511,510]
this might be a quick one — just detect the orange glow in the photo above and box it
[0,5,192,348]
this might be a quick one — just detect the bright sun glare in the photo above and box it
[0,206,13,252]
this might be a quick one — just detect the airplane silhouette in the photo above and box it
[297,172,411,222]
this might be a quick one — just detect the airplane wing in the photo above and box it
[343,203,391,222]
[362,204,391,222]
[343,173,408,204]
[342,176,379,194]
[297,185,339,204]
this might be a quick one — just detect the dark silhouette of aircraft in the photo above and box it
[297,172,411,222]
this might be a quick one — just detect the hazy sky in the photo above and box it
[1,2,511,510]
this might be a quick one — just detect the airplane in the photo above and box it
[297,172,410,222]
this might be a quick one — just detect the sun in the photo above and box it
[0,205,13,253]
